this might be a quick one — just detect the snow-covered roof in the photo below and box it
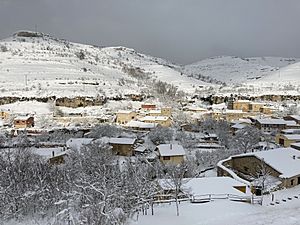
[249,102,265,105]
[157,144,185,156]
[195,143,224,149]
[125,120,158,129]
[185,106,207,111]
[14,115,33,121]
[233,148,300,178]
[149,110,161,114]
[134,145,147,153]
[224,109,245,114]
[285,120,298,126]
[235,100,251,103]
[281,134,300,141]
[281,129,300,134]
[109,137,136,145]
[140,116,169,121]
[231,118,252,124]
[288,115,300,121]
[256,118,286,125]
[158,177,248,196]
[232,123,247,130]
[117,110,135,114]
[31,147,68,159]
[66,138,94,151]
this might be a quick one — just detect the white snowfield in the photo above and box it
[0,31,210,98]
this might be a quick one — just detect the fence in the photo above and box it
[190,193,262,204]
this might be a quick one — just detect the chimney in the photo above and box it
[52,151,55,157]
[170,144,172,150]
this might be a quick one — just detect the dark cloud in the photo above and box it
[1,0,300,64]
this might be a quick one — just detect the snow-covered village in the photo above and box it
[1,1,300,225]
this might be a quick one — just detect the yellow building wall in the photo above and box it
[225,113,245,122]
[233,102,250,112]
[0,111,9,120]
[111,144,133,156]
[116,112,136,124]
[161,108,172,117]
[250,104,265,112]
[159,155,184,164]
[275,134,299,147]
[144,118,172,127]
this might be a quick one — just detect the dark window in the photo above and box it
[163,156,171,160]
[291,179,294,186]
[279,138,284,146]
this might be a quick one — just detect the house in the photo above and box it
[124,120,158,131]
[255,118,286,133]
[284,120,300,129]
[156,144,185,164]
[32,147,69,164]
[249,102,265,113]
[148,107,172,117]
[223,110,246,122]
[141,103,156,110]
[14,115,34,128]
[140,116,172,127]
[0,110,10,120]
[202,132,219,143]
[109,137,136,156]
[231,118,252,133]
[116,110,137,125]
[184,106,207,113]
[208,109,246,122]
[149,110,163,117]
[161,107,172,117]
[283,115,300,125]
[275,134,300,147]
[218,148,300,189]
[66,138,94,151]
[232,100,251,112]
[260,106,276,115]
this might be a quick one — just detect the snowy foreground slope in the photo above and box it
[130,185,300,225]
[0,31,210,98]
[183,56,300,85]
[8,186,300,225]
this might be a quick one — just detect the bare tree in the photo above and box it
[163,163,189,216]
[148,127,173,145]
[251,159,272,196]
[232,126,261,153]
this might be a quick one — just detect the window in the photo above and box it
[163,156,171,160]
[291,179,294,186]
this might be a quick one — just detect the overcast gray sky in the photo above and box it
[0,0,300,64]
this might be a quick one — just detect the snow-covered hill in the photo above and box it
[183,56,300,85]
[250,61,300,85]
[0,31,210,98]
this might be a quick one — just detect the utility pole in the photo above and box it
[25,74,28,87]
